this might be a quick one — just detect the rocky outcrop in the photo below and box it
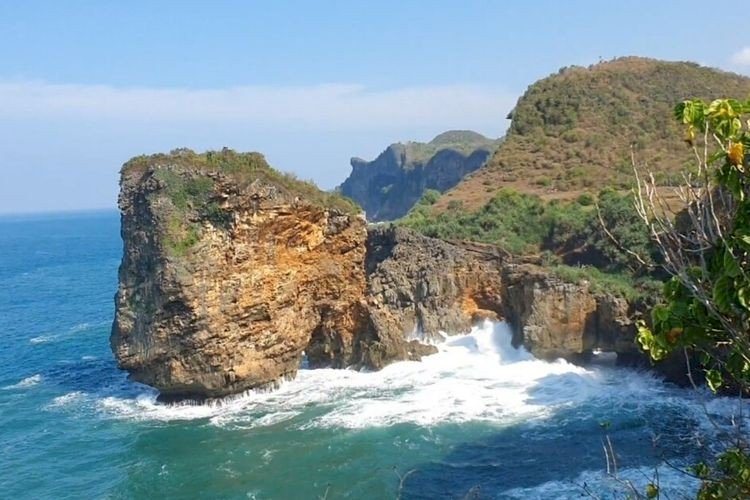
[112,150,662,401]
[502,264,641,362]
[338,131,501,221]
[111,151,378,400]
[111,150,504,401]
[363,227,504,351]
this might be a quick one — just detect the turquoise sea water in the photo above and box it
[0,210,744,499]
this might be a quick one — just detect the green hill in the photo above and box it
[433,57,750,213]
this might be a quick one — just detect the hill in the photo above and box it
[338,130,501,221]
[432,57,750,213]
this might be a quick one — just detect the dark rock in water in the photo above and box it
[338,131,501,221]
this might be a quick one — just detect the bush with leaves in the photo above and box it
[634,98,750,497]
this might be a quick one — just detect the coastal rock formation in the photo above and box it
[338,131,501,221]
[112,149,661,401]
[502,264,640,361]
[111,150,376,400]
[111,150,503,401]
[362,227,504,362]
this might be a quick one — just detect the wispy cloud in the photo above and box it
[730,47,750,67]
[0,80,515,131]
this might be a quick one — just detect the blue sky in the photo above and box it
[1,1,748,214]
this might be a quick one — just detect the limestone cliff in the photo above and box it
[362,227,504,364]
[338,131,501,222]
[112,150,658,401]
[502,264,640,362]
[111,149,376,400]
[112,149,502,401]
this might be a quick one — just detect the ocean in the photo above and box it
[0,210,743,499]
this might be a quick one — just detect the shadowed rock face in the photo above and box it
[501,264,641,362]
[364,226,504,343]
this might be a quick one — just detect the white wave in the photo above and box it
[98,393,222,421]
[95,321,680,431]
[500,463,700,499]
[30,335,56,344]
[48,391,86,408]
[3,374,43,390]
[29,321,106,345]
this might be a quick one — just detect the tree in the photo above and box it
[634,98,750,498]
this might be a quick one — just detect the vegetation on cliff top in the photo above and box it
[400,187,661,299]
[400,57,750,300]
[379,130,502,167]
[433,57,750,212]
[123,148,360,256]
[123,148,361,215]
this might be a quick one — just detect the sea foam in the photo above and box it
[94,321,685,430]
[3,374,43,390]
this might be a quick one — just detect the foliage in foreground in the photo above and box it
[634,98,750,497]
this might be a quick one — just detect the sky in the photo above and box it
[1,1,749,214]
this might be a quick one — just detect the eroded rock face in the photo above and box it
[365,227,504,343]
[112,152,657,400]
[112,159,372,400]
[112,157,509,401]
[502,264,640,362]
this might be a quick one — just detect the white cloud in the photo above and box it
[730,47,750,67]
[0,80,515,131]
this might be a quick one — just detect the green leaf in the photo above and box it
[708,149,726,164]
[652,305,670,324]
[724,248,741,277]
[645,483,659,499]
[713,276,733,313]
[706,369,723,392]
[691,462,710,479]
[739,287,750,311]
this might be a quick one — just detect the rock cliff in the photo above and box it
[112,150,504,401]
[502,264,640,361]
[338,131,501,221]
[364,227,504,346]
[111,149,375,400]
[112,149,654,401]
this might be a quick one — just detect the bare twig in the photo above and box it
[394,467,417,500]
